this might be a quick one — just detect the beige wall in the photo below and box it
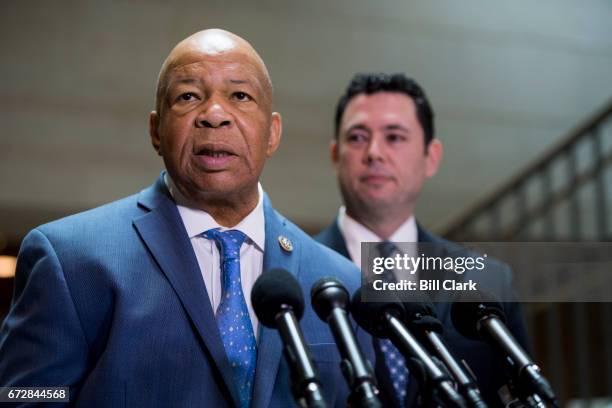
[1,0,612,238]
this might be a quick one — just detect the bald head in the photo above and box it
[155,29,273,114]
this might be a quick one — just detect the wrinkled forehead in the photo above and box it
[158,32,272,96]
[167,49,265,82]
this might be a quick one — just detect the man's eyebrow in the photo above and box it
[227,78,264,90]
[383,124,410,132]
[168,77,203,87]
[227,77,267,97]
[345,124,370,134]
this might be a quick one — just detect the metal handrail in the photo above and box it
[442,98,612,240]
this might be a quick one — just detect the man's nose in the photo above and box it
[364,136,384,164]
[195,98,232,128]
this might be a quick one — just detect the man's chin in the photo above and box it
[192,176,258,200]
[360,189,396,203]
[358,195,397,211]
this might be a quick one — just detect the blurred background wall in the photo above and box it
[1,0,612,405]
[1,0,611,237]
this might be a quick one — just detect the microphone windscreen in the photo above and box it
[310,277,349,322]
[409,314,444,334]
[402,293,442,333]
[402,291,437,319]
[450,291,506,340]
[350,287,405,338]
[252,268,304,328]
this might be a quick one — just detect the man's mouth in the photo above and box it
[194,144,238,169]
[199,148,234,158]
[360,173,394,186]
[361,173,391,180]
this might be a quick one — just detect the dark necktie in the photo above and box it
[204,229,257,408]
[377,241,410,406]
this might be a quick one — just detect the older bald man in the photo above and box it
[0,30,371,408]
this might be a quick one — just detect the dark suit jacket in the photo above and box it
[0,175,374,407]
[315,219,530,407]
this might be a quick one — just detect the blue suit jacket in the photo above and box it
[315,220,531,407]
[0,175,373,407]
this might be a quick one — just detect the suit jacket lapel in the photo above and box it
[251,195,301,408]
[133,175,241,407]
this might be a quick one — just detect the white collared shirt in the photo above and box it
[164,174,264,338]
[337,206,417,265]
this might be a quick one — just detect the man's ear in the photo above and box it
[266,112,282,156]
[330,139,339,167]
[425,139,443,178]
[149,111,162,156]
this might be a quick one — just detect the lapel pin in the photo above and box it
[278,235,293,252]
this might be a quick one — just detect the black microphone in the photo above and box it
[252,268,327,408]
[402,294,488,408]
[311,278,382,408]
[451,291,557,407]
[351,288,467,408]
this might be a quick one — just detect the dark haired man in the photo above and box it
[316,73,529,406]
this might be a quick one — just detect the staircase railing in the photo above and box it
[442,99,612,242]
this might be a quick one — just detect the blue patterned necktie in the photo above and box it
[377,241,410,405]
[204,229,257,408]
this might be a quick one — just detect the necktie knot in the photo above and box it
[377,241,397,258]
[204,229,246,261]
[376,241,397,284]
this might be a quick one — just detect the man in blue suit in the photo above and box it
[315,73,530,406]
[0,29,371,407]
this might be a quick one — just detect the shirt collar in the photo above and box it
[337,206,417,263]
[164,173,266,251]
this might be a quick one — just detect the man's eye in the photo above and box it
[347,134,367,143]
[178,92,198,102]
[387,134,406,143]
[233,92,252,101]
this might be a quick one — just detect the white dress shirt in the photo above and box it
[337,206,417,265]
[164,174,264,338]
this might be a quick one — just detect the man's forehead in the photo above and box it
[168,52,259,76]
[163,49,270,91]
[344,93,415,119]
[350,92,416,110]
[340,93,420,134]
